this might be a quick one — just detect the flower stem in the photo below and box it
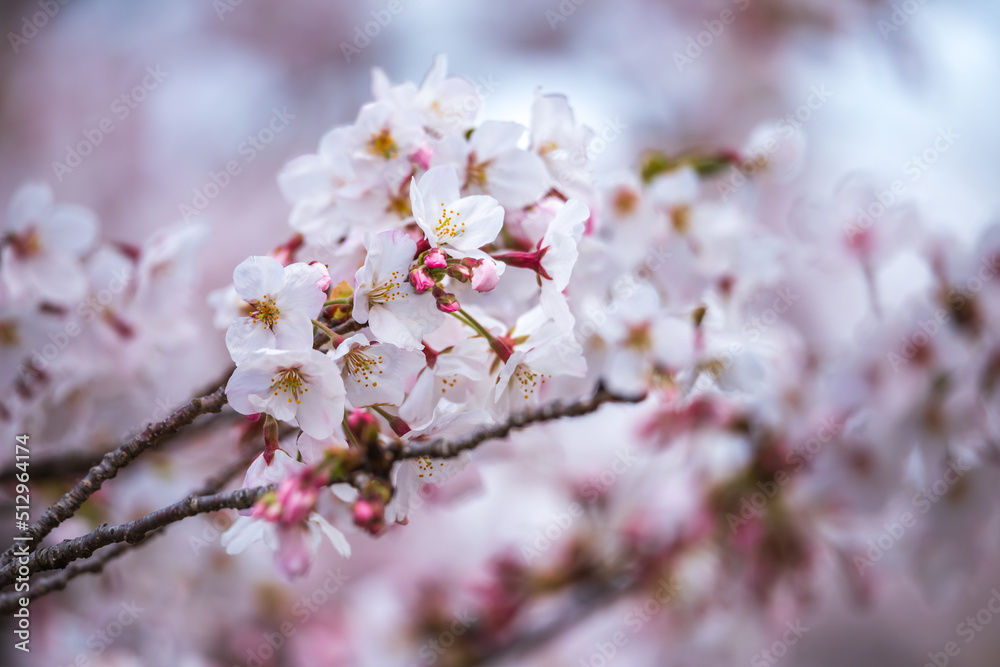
[451,309,513,362]
[312,319,343,346]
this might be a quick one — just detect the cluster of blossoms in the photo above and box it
[0,183,208,454]
[206,57,1000,628]
[211,56,607,578]
[10,47,1000,666]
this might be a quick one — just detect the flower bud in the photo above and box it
[446,264,472,282]
[472,258,500,292]
[263,414,280,464]
[309,261,332,291]
[424,248,448,269]
[409,144,434,171]
[435,292,461,313]
[410,267,435,293]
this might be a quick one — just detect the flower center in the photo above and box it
[367,128,398,160]
[10,227,43,258]
[465,155,489,189]
[416,456,438,479]
[345,346,384,389]
[538,140,559,156]
[434,203,464,242]
[369,270,407,305]
[251,295,280,329]
[387,191,412,219]
[269,368,309,404]
[624,322,652,352]
[513,365,546,400]
[0,319,20,347]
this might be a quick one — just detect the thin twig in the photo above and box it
[396,386,645,460]
[0,410,240,485]
[0,485,274,591]
[0,443,260,611]
[0,385,229,568]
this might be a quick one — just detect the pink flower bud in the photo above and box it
[352,500,375,525]
[309,261,331,291]
[446,264,472,282]
[275,476,318,525]
[472,259,500,292]
[409,267,435,293]
[409,144,434,171]
[425,248,448,268]
[435,293,461,313]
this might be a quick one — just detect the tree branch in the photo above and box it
[0,443,261,610]
[0,409,240,485]
[0,385,229,568]
[0,386,644,603]
[395,386,645,460]
[0,484,273,592]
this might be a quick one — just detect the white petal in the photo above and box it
[233,256,285,301]
[221,516,267,554]
[311,513,352,558]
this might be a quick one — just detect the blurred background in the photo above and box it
[2,0,1000,664]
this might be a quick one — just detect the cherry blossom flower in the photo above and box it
[385,400,493,523]
[1,183,98,305]
[531,92,594,198]
[226,348,345,439]
[330,332,426,407]
[353,230,442,349]
[493,309,588,416]
[371,54,481,135]
[224,257,328,363]
[436,120,550,209]
[409,165,505,256]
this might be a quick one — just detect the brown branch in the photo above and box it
[395,386,645,460]
[0,384,229,568]
[0,484,274,593]
[0,443,261,610]
[0,386,644,603]
[0,410,240,485]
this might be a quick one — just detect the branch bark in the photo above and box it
[395,386,644,460]
[0,485,273,592]
[0,443,260,611]
[0,385,229,568]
